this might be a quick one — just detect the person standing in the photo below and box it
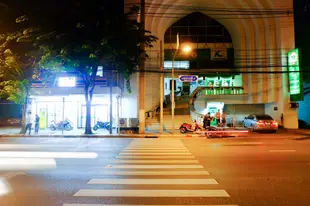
[203,113,208,129]
[215,109,221,126]
[221,112,226,127]
[34,114,40,134]
[24,111,33,135]
[203,112,211,129]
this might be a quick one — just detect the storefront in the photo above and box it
[30,95,118,129]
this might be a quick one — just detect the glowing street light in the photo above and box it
[182,45,192,54]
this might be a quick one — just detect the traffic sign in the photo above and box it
[179,75,198,82]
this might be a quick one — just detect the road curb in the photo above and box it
[0,134,203,138]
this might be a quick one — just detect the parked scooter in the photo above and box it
[93,121,110,131]
[49,118,73,131]
[179,121,202,134]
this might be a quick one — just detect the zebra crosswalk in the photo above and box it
[63,139,238,206]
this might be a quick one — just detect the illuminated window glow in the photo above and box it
[58,77,76,87]
[164,61,190,69]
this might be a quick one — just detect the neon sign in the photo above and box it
[288,49,301,95]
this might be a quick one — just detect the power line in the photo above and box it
[124,3,292,13]
[136,69,308,74]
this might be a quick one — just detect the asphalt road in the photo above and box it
[0,134,309,206]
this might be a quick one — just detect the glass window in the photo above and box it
[255,115,273,120]
[164,61,190,69]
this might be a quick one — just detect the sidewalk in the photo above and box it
[0,126,308,138]
[0,127,202,138]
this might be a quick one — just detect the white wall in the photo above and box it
[265,103,282,126]
[121,73,138,118]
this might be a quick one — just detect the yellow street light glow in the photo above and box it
[182,45,192,53]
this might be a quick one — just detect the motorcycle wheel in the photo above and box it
[49,125,56,131]
[93,125,99,131]
[180,127,186,134]
[64,125,73,131]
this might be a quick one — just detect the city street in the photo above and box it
[0,135,309,206]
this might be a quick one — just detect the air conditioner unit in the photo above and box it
[289,102,299,108]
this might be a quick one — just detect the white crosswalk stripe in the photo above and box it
[88,178,218,185]
[116,155,196,159]
[104,164,204,168]
[99,171,210,175]
[120,152,192,155]
[113,159,199,163]
[64,204,239,206]
[73,189,230,197]
[63,139,237,206]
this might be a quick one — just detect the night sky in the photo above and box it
[294,0,310,68]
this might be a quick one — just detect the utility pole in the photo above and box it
[138,0,146,134]
[109,71,113,134]
[159,40,164,133]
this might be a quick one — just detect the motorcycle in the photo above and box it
[179,122,202,134]
[49,118,73,131]
[93,121,110,131]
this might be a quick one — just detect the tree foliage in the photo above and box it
[1,0,157,134]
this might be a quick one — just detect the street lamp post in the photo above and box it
[171,34,180,134]
[171,34,192,134]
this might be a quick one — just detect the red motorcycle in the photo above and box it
[179,122,202,134]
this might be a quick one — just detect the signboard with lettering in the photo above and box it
[211,49,227,61]
[179,75,198,82]
[288,48,303,101]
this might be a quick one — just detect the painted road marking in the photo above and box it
[113,160,199,164]
[116,155,195,159]
[88,179,218,185]
[0,152,98,159]
[63,205,239,206]
[99,171,210,175]
[210,142,263,146]
[124,148,188,150]
[104,165,204,169]
[0,158,57,170]
[119,153,192,155]
[268,150,296,152]
[123,150,190,153]
[122,150,190,153]
[122,149,189,151]
[73,189,230,197]
[0,144,75,149]
[0,177,11,196]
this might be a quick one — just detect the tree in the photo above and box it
[2,0,157,134]
[0,4,41,133]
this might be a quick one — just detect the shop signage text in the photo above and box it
[179,75,198,82]
[288,48,303,101]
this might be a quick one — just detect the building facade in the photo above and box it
[28,69,139,131]
[124,0,299,130]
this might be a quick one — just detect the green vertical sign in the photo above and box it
[288,48,303,101]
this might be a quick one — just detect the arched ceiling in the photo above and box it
[124,0,293,51]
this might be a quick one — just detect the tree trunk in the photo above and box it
[19,93,29,134]
[84,100,92,134]
[19,103,27,134]
[84,84,93,134]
